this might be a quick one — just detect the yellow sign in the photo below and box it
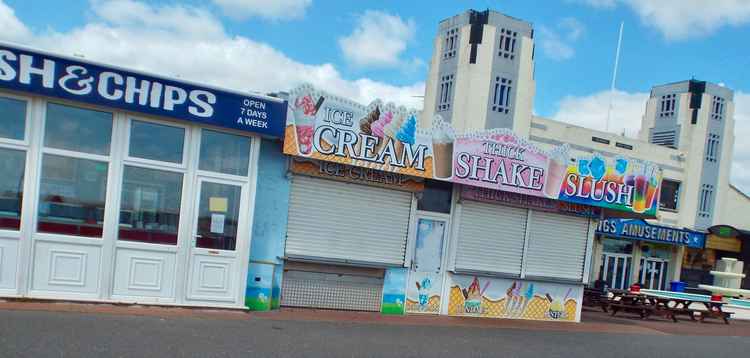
[209,197,228,213]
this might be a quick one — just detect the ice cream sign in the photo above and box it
[283,85,663,215]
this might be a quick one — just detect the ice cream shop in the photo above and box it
[274,85,664,322]
[0,43,287,309]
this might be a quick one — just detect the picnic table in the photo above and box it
[608,289,677,322]
[608,289,733,324]
[640,290,733,324]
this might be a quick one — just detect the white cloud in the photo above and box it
[338,10,421,69]
[576,0,750,40]
[0,0,30,42]
[538,18,585,61]
[550,90,648,136]
[211,0,312,21]
[0,0,424,109]
[549,89,750,194]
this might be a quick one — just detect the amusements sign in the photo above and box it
[283,85,663,215]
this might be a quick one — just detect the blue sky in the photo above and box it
[1,0,750,191]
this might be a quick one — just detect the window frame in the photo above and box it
[658,179,681,212]
[124,116,190,170]
[0,92,33,147]
[33,99,115,240]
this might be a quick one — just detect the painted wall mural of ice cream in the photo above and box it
[446,275,582,322]
[283,84,663,215]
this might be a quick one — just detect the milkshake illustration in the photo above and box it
[292,91,324,155]
[544,146,569,198]
[416,277,432,311]
[462,277,483,314]
[432,115,455,179]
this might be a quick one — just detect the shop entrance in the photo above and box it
[406,214,449,314]
[639,258,668,290]
[600,253,632,290]
[185,178,249,304]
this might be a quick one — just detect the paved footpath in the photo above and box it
[1,300,749,358]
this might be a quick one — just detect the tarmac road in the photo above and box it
[1,308,749,358]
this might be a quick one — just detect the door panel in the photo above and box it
[186,179,245,305]
[406,217,447,314]
[112,247,176,300]
[0,236,19,291]
[30,239,101,295]
[188,253,235,301]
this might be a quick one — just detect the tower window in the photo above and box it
[698,184,714,218]
[658,94,676,118]
[443,28,458,60]
[705,133,720,162]
[491,76,512,114]
[437,74,454,112]
[498,28,517,60]
[711,96,725,121]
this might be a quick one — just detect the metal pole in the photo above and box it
[606,21,624,133]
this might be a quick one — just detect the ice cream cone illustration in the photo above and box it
[357,105,381,155]
[371,108,393,154]
[395,114,417,159]
[382,111,405,167]
[432,115,455,179]
[463,277,483,314]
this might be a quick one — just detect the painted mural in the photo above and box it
[447,275,582,322]
[283,84,663,215]
[406,272,442,314]
[381,268,407,315]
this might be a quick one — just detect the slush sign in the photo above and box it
[0,43,286,137]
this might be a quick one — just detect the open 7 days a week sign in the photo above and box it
[283,85,663,215]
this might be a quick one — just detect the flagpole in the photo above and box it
[606,21,624,133]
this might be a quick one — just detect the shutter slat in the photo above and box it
[524,211,589,281]
[455,201,527,275]
[286,176,412,266]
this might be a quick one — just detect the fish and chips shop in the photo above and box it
[0,43,286,308]
[275,85,665,322]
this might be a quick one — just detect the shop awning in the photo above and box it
[596,218,706,249]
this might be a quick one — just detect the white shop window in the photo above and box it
[37,103,113,238]
[199,129,251,177]
[0,94,30,231]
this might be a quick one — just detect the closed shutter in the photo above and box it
[524,211,590,281]
[286,176,412,266]
[454,201,528,276]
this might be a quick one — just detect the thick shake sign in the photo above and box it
[444,126,569,198]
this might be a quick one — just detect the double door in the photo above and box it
[639,258,669,290]
[600,253,632,290]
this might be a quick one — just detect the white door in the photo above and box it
[186,177,248,305]
[639,258,668,290]
[600,253,632,290]
[406,215,449,314]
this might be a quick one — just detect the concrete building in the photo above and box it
[423,9,749,290]
[421,10,535,135]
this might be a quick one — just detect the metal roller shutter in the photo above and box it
[281,270,383,311]
[455,201,528,276]
[286,176,412,266]
[524,211,590,281]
